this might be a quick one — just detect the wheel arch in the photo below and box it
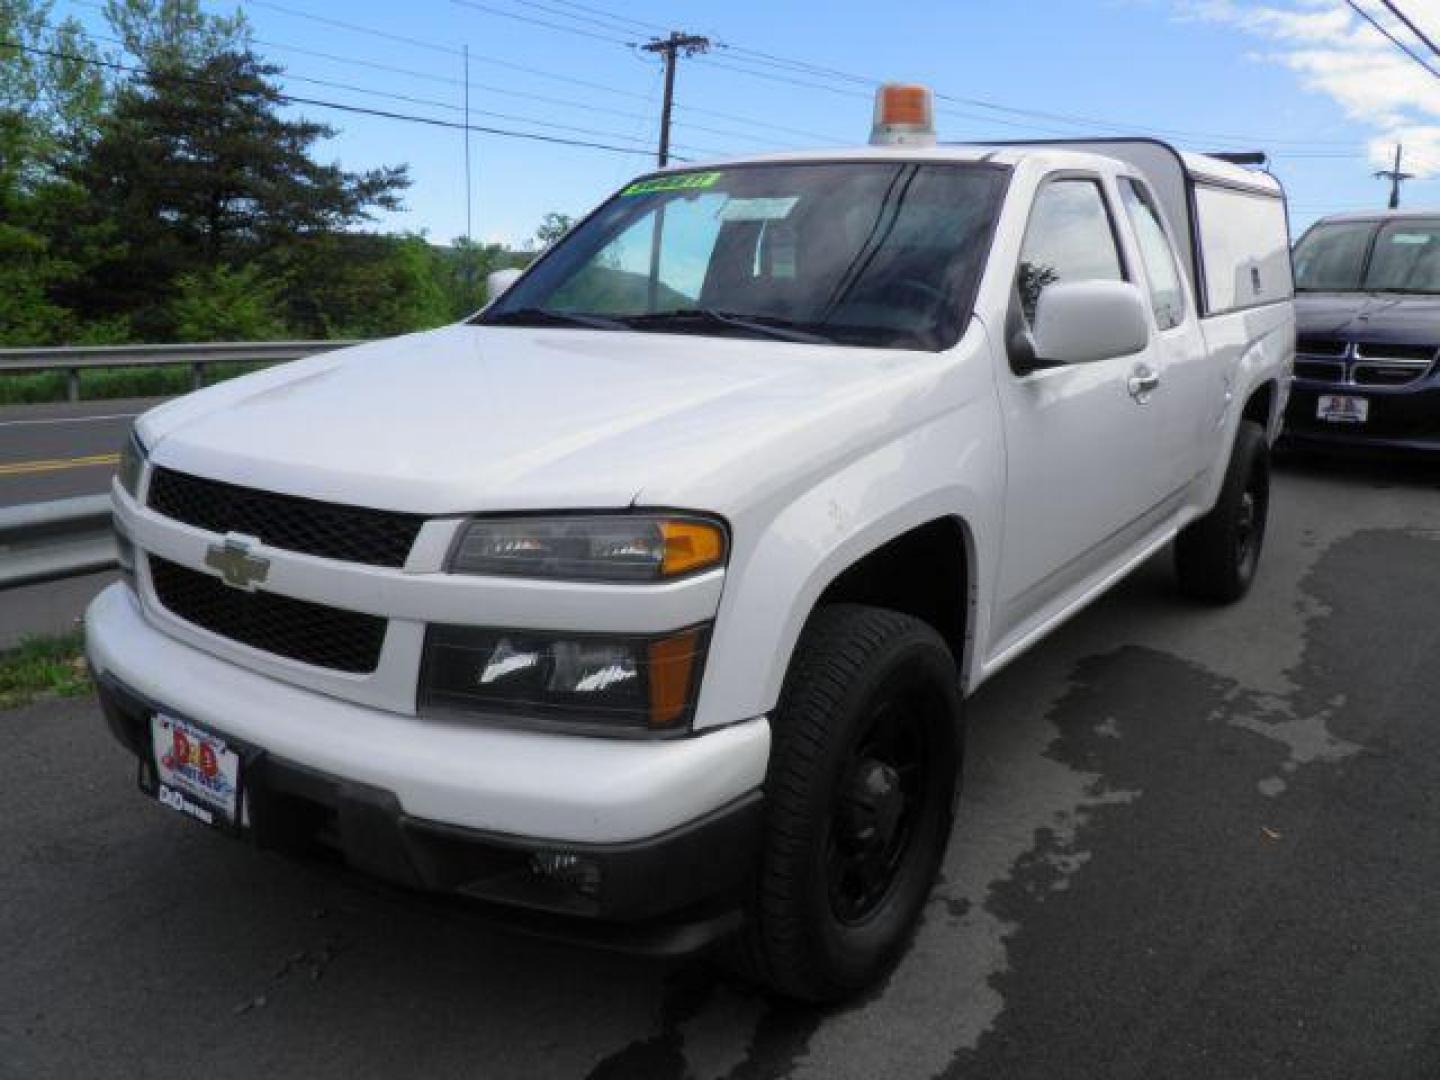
[812,516,974,671]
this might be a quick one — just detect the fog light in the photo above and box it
[530,851,602,897]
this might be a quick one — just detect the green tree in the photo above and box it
[66,48,409,337]
[434,236,518,319]
[169,263,285,341]
[1,0,108,179]
[274,233,451,339]
[102,0,249,73]
[0,0,111,342]
[533,211,574,248]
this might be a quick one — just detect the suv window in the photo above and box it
[1017,178,1124,324]
[1119,178,1185,330]
[1292,220,1374,291]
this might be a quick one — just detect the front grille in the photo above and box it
[1356,343,1436,363]
[148,468,424,569]
[149,556,386,673]
[1353,362,1430,387]
[1297,336,1347,357]
[1296,359,1345,382]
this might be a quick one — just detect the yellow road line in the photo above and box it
[0,452,120,477]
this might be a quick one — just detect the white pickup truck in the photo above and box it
[87,87,1294,1001]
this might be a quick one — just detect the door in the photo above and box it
[1116,176,1215,494]
[992,175,1173,645]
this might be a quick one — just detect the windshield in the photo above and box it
[1294,218,1440,294]
[476,162,1010,351]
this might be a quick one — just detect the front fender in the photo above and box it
[692,387,1005,730]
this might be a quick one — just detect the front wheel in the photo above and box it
[726,604,962,1002]
[1175,419,1270,603]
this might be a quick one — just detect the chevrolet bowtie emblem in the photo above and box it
[204,533,270,591]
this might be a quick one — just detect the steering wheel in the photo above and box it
[893,278,947,307]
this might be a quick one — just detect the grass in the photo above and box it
[0,631,93,709]
[0,361,272,406]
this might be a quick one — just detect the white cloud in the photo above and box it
[1178,0,1440,176]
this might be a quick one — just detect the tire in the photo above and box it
[725,604,962,1002]
[1175,419,1270,604]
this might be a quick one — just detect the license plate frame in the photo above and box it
[1317,394,1370,424]
[141,712,249,833]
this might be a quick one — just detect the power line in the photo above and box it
[35,11,730,154]
[703,44,1362,147]
[528,0,664,35]
[1342,0,1440,78]
[0,37,695,159]
[194,0,825,145]
[447,0,633,45]
[1378,0,1440,61]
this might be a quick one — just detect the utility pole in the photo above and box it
[1376,143,1413,209]
[641,31,710,167]
[463,44,473,240]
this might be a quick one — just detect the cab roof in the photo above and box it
[653,140,1283,197]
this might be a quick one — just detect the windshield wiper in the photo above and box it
[621,308,834,344]
[484,307,629,331]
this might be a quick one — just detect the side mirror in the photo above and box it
[1029,280,1150,368]
[486,267,523,303]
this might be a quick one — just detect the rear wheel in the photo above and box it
[1175,420,1270,603]
[726,604,962,1002]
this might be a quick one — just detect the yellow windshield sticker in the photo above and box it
[621,171,724,196]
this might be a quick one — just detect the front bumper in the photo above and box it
[1282,378,1440,454]
[86,583,768,948]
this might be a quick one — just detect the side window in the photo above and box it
[1119,178,1185,330]
[1016,178,1124,324]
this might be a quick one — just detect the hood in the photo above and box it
[1296,292,1440,345]
[140,324,957,516]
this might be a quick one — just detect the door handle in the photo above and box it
[1127,365,1160,403]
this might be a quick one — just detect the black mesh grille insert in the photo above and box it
[148,468,424,568]
[1297,336,1347,357]
[149,556,386,673]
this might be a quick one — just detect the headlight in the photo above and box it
[420,623,709,733]
[118,429,147,499]
[448,514,726,581]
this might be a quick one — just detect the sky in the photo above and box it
[58,0,1440,244]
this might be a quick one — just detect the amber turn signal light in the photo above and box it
[659,519,726,577]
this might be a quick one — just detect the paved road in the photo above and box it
[4,457,1440,1079]
[0,398,163,507]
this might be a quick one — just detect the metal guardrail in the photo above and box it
[0,340,360,401]
[0,495,117,590]
[0,340,362,588]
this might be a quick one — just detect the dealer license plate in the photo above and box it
[147,714,244,829]
[1318,395,1369,424]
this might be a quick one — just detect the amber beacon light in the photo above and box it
[869,83,936,147]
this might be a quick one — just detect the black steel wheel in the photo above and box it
[1176,419,1270,604]
[725,604,962,1002]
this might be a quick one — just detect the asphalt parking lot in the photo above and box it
[3,454,1440,1080]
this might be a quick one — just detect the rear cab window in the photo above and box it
[1119,177,1186,330]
